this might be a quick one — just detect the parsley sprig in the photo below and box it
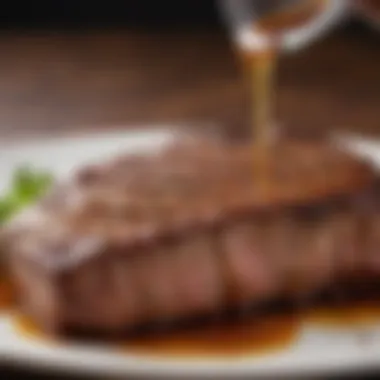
[0,166,53,225]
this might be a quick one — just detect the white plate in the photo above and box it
[1,128,380,379]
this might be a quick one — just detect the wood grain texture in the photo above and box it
[0,24,377,140]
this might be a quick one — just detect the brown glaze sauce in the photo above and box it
[0,280,13,310]
[306,300,380,327]
[122,313,300,357]
[14,314,44,339]
[257,0,327,36]
[8,300,380,358]
[239,0,327,154]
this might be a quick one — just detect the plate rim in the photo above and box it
[1,129,380,378]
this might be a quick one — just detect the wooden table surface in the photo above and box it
[0,23,377,139]
[0,22,379,379]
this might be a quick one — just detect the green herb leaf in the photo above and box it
[0,166,54,225]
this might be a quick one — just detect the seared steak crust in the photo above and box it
[5,137,380,335]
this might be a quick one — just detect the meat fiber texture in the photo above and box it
[3,136,380,336]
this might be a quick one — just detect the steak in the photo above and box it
[3,136,380,336]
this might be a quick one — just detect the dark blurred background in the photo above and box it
[0,1,219,29]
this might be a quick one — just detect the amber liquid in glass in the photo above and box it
[239,0,326,187]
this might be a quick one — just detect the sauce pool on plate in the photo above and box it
[10,299,380,358]
[0,279,13,310]
[122,313,300,357]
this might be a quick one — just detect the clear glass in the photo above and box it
[219,0,347,53]
[218,0,347,146]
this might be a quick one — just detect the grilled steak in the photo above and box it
[3,136,380,336]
